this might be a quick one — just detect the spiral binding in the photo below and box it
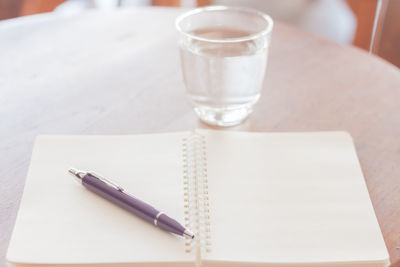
[182,132,211,254]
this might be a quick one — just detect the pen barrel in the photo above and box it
[156,213,186,236]
[82,173,185,236]
[82,173,159,225]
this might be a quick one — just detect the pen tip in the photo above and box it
[183,229,195,239]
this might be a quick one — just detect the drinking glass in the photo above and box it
[176,6,273,127]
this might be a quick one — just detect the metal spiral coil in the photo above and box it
[182,132,211,254]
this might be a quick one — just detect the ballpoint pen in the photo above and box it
[68,168,195,239]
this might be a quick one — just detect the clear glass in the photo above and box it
[176,6,273,127]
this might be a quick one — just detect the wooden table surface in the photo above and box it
[1,7,400,267]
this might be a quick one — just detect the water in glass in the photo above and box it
[180,28,268,127]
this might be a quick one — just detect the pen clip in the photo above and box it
[89,172,124,192]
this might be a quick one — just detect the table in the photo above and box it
[1,7,400,267]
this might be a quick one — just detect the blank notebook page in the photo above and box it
[7,133,194,266]
[200,130,389,266]
[7,130,389,267]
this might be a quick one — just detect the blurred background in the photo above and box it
[0,0,399,68]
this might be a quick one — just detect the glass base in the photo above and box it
[194,104,253,127]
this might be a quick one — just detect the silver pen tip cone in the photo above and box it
[183,229,195,239]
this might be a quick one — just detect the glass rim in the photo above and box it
[175,6,274,43]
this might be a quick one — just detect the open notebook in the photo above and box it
[7,130,389,267]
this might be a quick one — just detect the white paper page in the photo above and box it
[7,133,194,266]
[200,130,388,266]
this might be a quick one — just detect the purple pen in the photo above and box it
[68,168,195,239]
